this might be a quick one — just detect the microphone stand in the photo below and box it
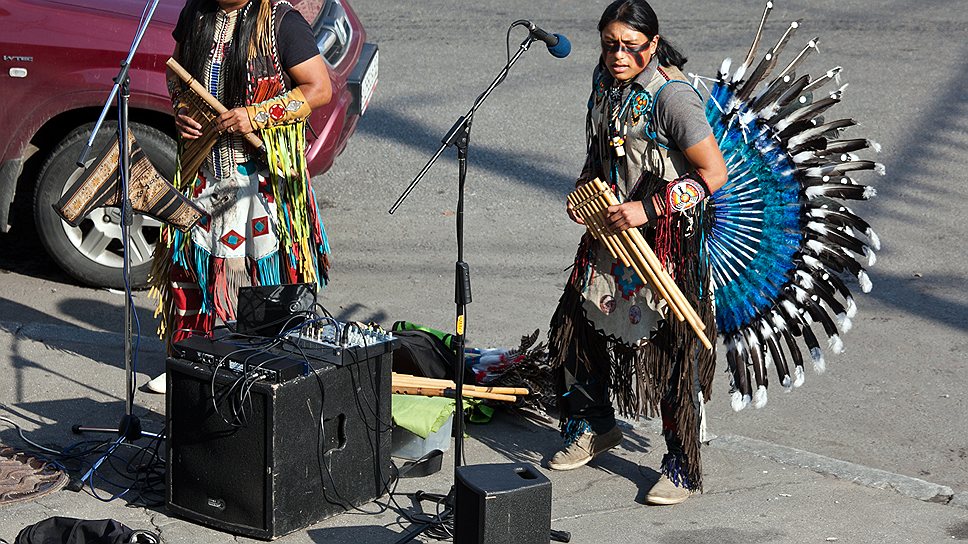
[70,0,162,490]
[388,24,543,543]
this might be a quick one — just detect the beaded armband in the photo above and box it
[245,88,312,131]
[642,171,711,221]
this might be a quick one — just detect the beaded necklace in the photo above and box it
[605,83,654,194]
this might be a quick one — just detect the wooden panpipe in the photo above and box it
[391,373,529,403]
[568,178,712,350]
[165,58,264,185]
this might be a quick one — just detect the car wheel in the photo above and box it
[33,122,176,289]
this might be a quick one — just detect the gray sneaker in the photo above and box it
[548,426,623,471]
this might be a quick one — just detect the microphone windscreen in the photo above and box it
[548,33,571,58]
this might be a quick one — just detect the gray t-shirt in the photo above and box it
[626,57,711,151]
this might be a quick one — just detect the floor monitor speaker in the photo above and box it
[454,463,552,544]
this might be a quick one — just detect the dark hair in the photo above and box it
[181,0,263,108]
[598,0,687,69]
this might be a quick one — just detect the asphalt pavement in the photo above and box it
[1,0,967,542]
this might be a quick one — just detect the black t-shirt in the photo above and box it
[173,5,319,70]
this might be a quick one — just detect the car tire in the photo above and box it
[33,122,176,289]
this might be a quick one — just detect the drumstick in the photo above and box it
[166,57,264,150]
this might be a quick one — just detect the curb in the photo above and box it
[709,434,955,504]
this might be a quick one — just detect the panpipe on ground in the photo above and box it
[391,373,529,403]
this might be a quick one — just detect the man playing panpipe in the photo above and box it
[148,0,333,379]
[546,0,727,505]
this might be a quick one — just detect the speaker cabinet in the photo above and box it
[166,350,392,540]
[455,463,552,544]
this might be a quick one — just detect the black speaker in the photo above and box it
[166,347,393,540]
[455,463,552,544]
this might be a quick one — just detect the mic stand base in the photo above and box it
[73,414,162,442]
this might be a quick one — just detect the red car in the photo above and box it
[0,0,378,288]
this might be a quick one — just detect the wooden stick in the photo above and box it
[597,203,713,348]
[166,57,264,150]
[392,385,517,403]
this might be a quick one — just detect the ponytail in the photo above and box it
[655,37,687,69]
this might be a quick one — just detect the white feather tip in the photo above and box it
[753,386,768,409]
[793,366,805,387]
[846,297,857,318]
[859,271,873,293]
[837,313,853,333]
[865,247,877,267]
[868,229,881,251]
[874,163,886,175]
[829,334,844,354]
[730,390,747,412]
[869,140,882,153]
[732,62,748,83]
[810,348,826,373]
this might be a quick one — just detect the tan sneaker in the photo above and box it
[548,426,623,471]
[645,474,694,505]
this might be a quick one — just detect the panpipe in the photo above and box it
[165,57,264,186]
[54,130,204,231]
[568,178,712,350]
[391,373,529,403]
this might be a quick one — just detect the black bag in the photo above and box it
[14,517,158,544]
[392,329,460,381]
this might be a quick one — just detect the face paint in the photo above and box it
[601,40,650,67]
[600,22,654,82]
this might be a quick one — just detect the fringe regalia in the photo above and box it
[151,0,330,345]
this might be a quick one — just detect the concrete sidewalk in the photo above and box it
[0,323,966,544]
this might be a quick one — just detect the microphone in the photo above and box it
[527,21,571,58]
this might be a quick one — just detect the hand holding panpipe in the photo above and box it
[166,57,263,151]
[568,178,712,350]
